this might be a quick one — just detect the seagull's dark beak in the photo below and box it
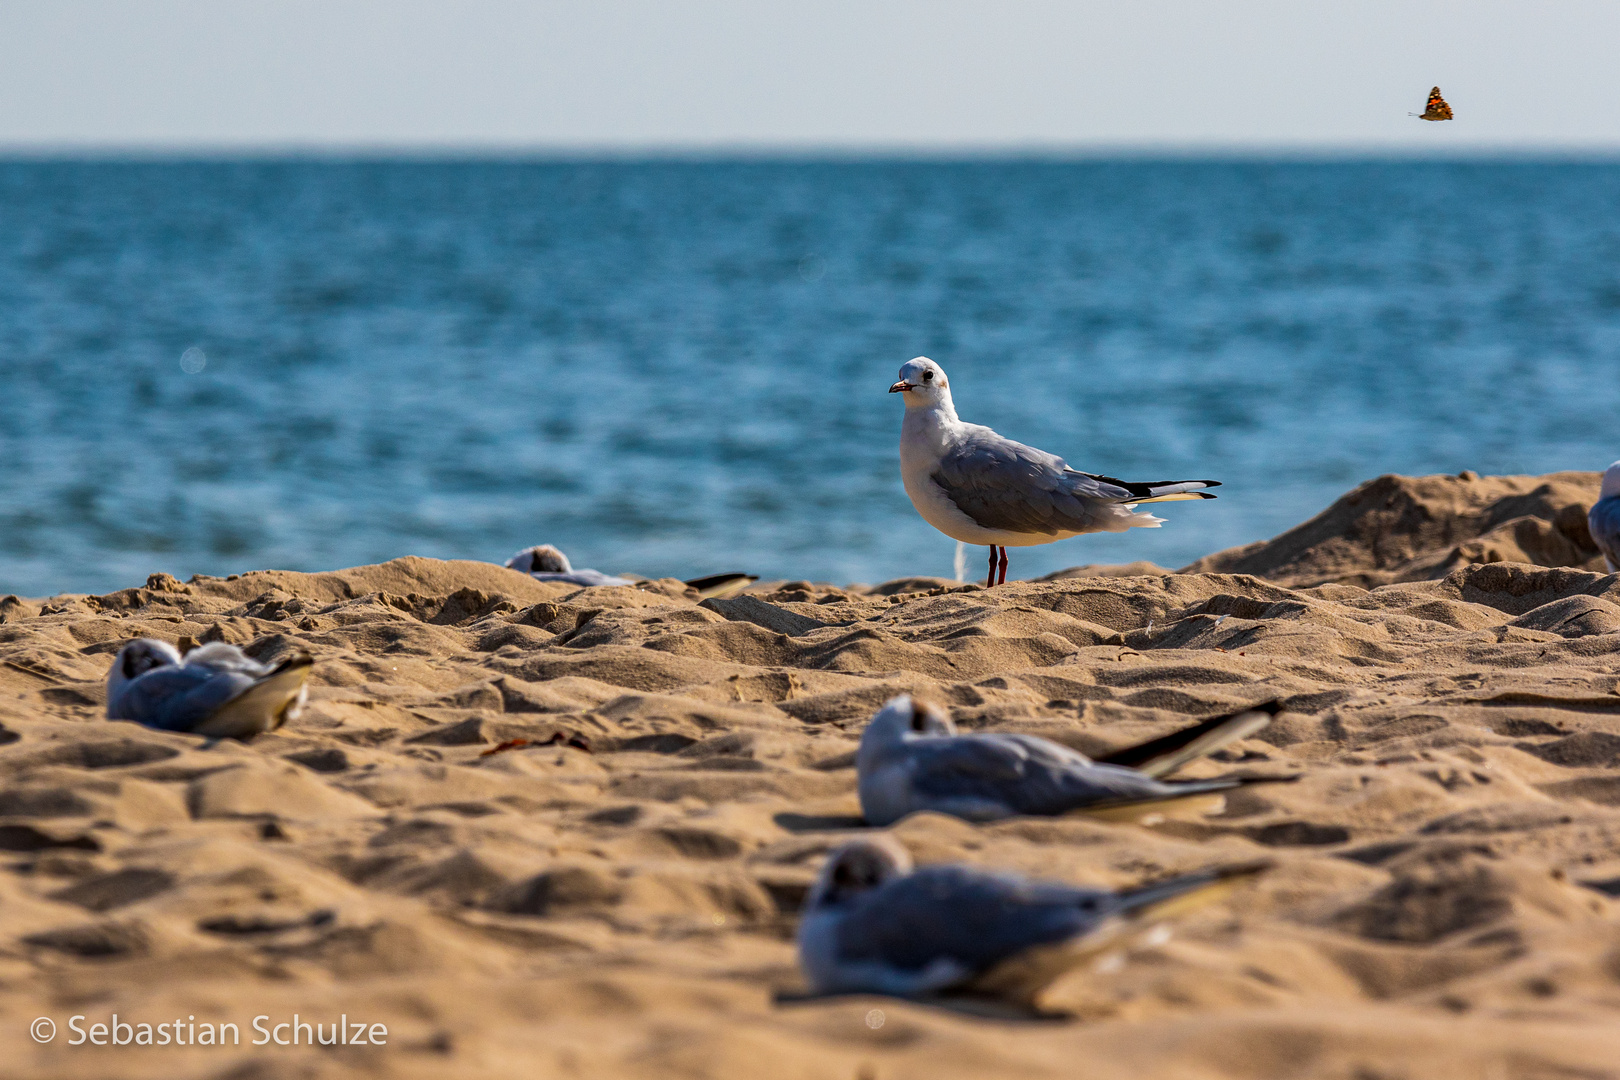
[889,381,913,393]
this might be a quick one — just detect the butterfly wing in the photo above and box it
[1422,87,1453,121]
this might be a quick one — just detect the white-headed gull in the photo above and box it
[106,639,312,739]
[506,546,759,596]
[890,357,1218,586]
[1589,461,1620,573]
[857,695,1282,826]
[797,835,1267,1000]
[505,545,633,587]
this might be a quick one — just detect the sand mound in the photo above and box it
[4,483,1620,1076]
[1182,470,1607,588]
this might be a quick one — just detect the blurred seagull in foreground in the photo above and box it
[106,639,313,739]
[797,835,1268,1003]
[1589,461,1620,573]
[857,695,1285,826]
[890,357,1218,587]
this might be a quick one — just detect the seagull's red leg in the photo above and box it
[986,546,997,588]
[997,547,1009,586]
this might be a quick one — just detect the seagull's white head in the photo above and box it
[856,697,958,821]
[1602,461,1620,500]
[106,638,183,716]
[805,836,913,912]
[864,695,957,749]
[507,545,572,574]
[889,356,952,411]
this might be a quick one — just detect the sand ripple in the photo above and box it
[3,477,1620,1075]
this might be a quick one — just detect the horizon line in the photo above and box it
[5,141,1620,164]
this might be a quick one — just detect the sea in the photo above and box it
[3,158,1620,597]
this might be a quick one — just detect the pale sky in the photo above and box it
[2,1,1618,152]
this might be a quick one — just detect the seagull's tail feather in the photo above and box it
[684,573,759,599]
[968,860,1273,1004]
[193,653,314,739]
[1085,475,1221,503]
[1114,860,1273,922]
[1069,775,1297,823]
[1068,782,1236,823]
[1133,491,1217,503]
[1095,700,1283,779]
[1129,478,1220,504]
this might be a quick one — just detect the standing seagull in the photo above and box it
[1590,461,1620,573]
[797,836,1268,1002]
[890,357,1219,586]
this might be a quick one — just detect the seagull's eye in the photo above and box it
[922,371,934,381]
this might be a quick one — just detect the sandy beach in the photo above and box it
[4,469,1620,1078]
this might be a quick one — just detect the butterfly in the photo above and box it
[1412,86,1453,121]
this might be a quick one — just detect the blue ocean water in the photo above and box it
[3,159,1620,597]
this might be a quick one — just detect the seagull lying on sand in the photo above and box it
[506,545,758,597]
[797,835,1268,1001]
[1589,461,1620,573]
[857,695,1284,826]
[506,545,634,587]
[106,639,313,739]
[890,357,1218,586]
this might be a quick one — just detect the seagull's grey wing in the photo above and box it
[905,734,1030,783]
[180,643,271,677]
[114,666,257,732]
[1590,496,1620,568]
[932,429,1138,535]
[530,570,634,587]
[893,735,1038,818]
[908,734,1177,815]
[835,866,1107,976]
[107,665,210,721]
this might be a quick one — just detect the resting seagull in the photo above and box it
[1590,461,1620,573]
[890,357,1218,586]
[505,545,634,588]
[506,545,758,596]
[857,695,1284,826]
[797,835,1267,1002]
[106,639,313,739]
